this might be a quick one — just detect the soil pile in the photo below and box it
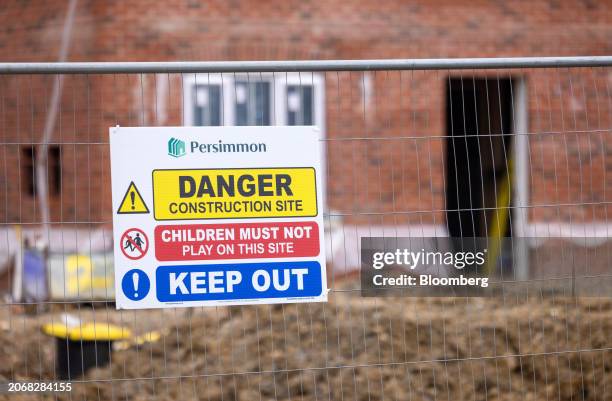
[1,294,611,401]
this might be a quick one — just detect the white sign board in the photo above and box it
[110,126,327,309]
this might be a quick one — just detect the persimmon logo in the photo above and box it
[168,137,186,158]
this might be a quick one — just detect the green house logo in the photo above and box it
[168,137,186,158]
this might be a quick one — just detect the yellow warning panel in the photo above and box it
[152,168,318,220]
[117,182,150,214]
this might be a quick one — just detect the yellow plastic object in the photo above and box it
[485,157,513,276]
[114,330,162,351]
[42,322,132,341]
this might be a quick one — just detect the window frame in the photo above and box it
[274,73,325,129]
[190,82,223,126]
[21,145,62,198]
[183,73,325,131]
[232,77,275,126]
[183,75,231,126]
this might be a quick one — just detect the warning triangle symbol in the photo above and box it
[117,182,150,214]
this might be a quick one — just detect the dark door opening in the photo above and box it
[445,77,514,239]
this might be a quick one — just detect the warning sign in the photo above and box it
[154,221,320,261]
[152,168,317,220]
[110,126,327,309]
[117,182,150,214]
[120,228,149,260]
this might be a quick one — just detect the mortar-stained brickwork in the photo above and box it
[0,1,611,226]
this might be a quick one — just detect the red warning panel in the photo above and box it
[155,221,320,261]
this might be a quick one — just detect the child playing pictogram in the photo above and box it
[124,233,145,252]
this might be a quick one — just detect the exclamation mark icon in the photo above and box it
[118,182,149,215]
[132,272,139,298]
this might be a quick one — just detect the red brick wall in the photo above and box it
[0,0,610,226]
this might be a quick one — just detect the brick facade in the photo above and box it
[0,1,610,228]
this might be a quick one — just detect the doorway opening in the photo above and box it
[445,77,514,239]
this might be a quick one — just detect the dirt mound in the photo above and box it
[2,294,611,401]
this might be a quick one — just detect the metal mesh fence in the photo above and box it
[0,59,611,400]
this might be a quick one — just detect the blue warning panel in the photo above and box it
[156,261,322,303]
